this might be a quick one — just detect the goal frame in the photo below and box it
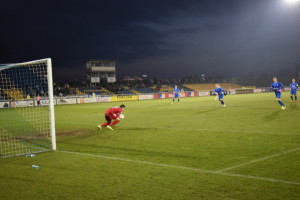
[0,58,56,156]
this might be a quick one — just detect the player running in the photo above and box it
[172,85,180,104]
[98,104,125,130]
[214,84,226,107]
[271,77,286,110]
[290,78,298,103]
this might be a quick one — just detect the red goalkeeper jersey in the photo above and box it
[105,107,123,119]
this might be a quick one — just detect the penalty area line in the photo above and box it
[218,147,300,172]
[58,150,300,186]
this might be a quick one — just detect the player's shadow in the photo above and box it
[263,111,281,122]
[121,127,155,131]
[150,103,173,108]
[195,107,220,115]
[289,103,298,109]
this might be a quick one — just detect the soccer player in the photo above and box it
[172,85,180,104]
[290,78,298,103]
[36,95,41,106]
[214,84,226,107]
[271,77,286,110]
[98,104,125,130]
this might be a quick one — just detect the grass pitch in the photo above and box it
[1,92,300,200]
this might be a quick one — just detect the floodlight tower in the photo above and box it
[283,0,300,79]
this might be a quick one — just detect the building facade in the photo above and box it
[86,60,116,84]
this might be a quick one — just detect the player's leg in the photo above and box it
[290,90,295,102]
[219,95,225,107]
[106,119,121,130]
[221,99,226,107]
[293,91,297,102]
[109,119,120,127]
[219,99,225,105]
[276,93,285,109]
[177,97,180,103]
[100,115,112,127]
[173,94,179,104]
[276,98,285,106]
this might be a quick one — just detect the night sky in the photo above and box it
[1,0,299,81]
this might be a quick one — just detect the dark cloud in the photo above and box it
[0,0,299,80]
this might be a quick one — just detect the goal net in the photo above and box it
[0,58,56,158]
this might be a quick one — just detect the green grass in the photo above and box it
[1,92,300,200]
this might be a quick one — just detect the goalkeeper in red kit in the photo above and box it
[97,104,125,130]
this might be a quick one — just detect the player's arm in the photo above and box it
[271,84,275,91]
[213,89,218,100]
[280,83,285,92]
[115,108,124,120]
[113,112,121,120]
[221,88,225,94]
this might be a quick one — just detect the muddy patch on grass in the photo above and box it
[57,130,92,137]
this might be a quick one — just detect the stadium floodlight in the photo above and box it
[284,0,299,4]
[0,58,56,158]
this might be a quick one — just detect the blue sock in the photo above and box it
[278,100,284,106]
[295,96,298,101]
[291,96,294,100]
[221,100,224,105]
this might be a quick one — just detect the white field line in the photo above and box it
[57,122,300,135]
[58,150,300,186]
[218,147,300,172]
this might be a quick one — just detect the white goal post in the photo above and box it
[0,58,56,158]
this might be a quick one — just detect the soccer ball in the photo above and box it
[119,114,125,119]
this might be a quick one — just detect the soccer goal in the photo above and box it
[0,58,56,158]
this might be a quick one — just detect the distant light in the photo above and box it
[284,0,299,4]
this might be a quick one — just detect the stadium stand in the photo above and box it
[119,89,134,94]
[2,89,24,100]
[159,84,192,92]
[73,88,85,95]
[134,87,154,93]
[129,89,141,94]
[57,83,243,96]
[76,87,115,95]
[184,83,242,91]
[1,67,47,100]
[159,85,174,92]
[101,88,115,95]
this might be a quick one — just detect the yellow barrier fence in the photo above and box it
[110,95,138,102]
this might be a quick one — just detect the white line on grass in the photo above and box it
[218,147,300,172]
[58,150,300,186]
[57,122,300,135]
